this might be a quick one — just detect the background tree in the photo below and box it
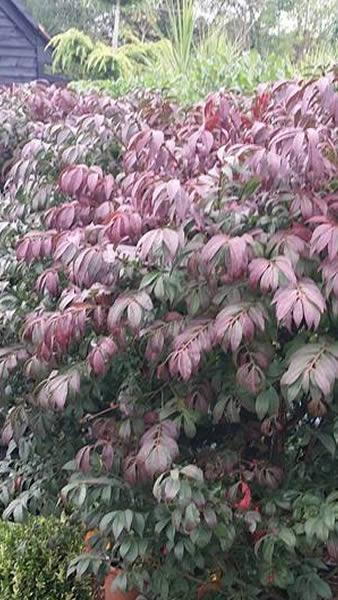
[98,0,146,47]
[23,0,150,44]
[22,0,101,36]
[198,0,338,56]
[23,0,338,61]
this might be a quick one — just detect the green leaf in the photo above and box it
[268,359,285,379]
[305,517,317,540]
[174,540,184,561]
[203,507,217,528]
[160,576,169,600]
[278,527,296,548]
[172,508,182,530]
[13,502,24,523]
[316,432,336,457]
[188,291,200,315]
[113,512,125,540]
[267,387,280,415]
[285,380,302,403]
[183,414,196,438]
[100,511,116,532]
[101,484,112,504]
[256,387,279,418]
[124,509,133,532]
[63,460,77,471]
[166,524,176,543]
[140,272,159,290]
[183,538,195,555]
[154,276,165,300]
[77,484,87,507]
[256,389,272,420]
[213,397,227,424]
[262,537,275,563]
[215,523,230,539]
[312,575,332,599]
[323,506,335,530]
[125,540,139,563]
[155,519,169,535]
[138,539,148,557]
[179,480,192,504]
[77,558,90,577]
[133,513,146,536]
[159,402,177,421]
[240,176,261,198]
[194,527,212,548]
[316,520,329,542]
[119,536,132,559]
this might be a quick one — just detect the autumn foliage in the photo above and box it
[1,75,338,598]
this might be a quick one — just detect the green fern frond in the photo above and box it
[86,39,173,78]
[121,39,173,68]
[86,42,133,78]
[48,28,94,74]
[49,28,173,80]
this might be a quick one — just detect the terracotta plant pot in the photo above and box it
[197,571,223,600]
[104,568,139,600]
[197,582,222,600]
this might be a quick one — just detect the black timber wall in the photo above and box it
[0,5,41,84]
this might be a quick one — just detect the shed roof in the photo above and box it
[2,0,50,46]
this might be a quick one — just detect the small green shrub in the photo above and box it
[71,48,296,105]
[50,27,171,80]
[72,42,335,105]
[0,517,91,600]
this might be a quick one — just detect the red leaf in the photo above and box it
[234,482,252,511]
[137,421,179,477]
[76,446,92,473]
[273,278,325,330]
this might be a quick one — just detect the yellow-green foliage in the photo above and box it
[49,28,94,74]
[50,28,172,79]
[85,41,129,79]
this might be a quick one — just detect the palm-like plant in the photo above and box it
[162,0,196,74]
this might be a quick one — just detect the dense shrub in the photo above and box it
[0,75,338,599]
[0,517,91,599]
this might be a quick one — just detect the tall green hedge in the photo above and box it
[0,517,91,600]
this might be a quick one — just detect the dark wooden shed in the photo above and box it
[0,0,54,84]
